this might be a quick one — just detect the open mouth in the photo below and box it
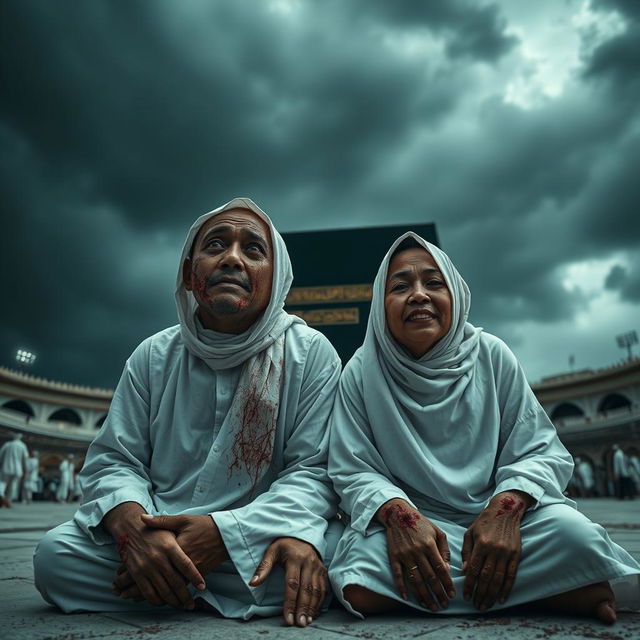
[406,309,436,322]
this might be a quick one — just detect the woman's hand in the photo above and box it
[377,499,454,611]
[461,490,534,611]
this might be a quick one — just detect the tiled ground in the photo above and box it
[1,499,638,640]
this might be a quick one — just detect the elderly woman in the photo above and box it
[328,233,639,624]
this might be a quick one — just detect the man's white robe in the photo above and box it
[35,323,340,617]
[34,197,342,619]
[0,437,28,499]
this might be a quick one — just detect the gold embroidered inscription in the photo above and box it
[290,307,360,326]
[286,284,372,305]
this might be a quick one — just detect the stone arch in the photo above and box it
[550,402,584,421]
[48,408,82,426]
[2,399,35,417]
[597,393,631,413]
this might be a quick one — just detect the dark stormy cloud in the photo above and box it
[2,0,639,388]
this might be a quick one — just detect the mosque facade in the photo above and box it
[0,366,110,475]
[1,359,639,495]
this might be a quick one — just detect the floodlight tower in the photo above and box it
[15,348,37,371]
[615,331,638,361]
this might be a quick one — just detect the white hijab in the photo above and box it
[353,233,485,509]
[363,232,482,398]
[345,233,571,514]
[175,197,303,491]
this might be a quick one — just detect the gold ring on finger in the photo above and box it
[408,565,418,571]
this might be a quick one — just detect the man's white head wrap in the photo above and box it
[175,197,303,491]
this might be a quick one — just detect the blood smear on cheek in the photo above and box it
[191,273,209,301]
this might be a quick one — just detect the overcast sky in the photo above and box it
[2,0,639,389]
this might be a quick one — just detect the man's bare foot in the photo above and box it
[532,581,616,625]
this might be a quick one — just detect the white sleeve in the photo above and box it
[490,340,573,508]
[74,340,157,544]
[328,360,414,536]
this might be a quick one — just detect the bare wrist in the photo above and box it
[102,501,147,538]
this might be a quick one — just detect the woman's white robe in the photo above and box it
[328,232,639,616]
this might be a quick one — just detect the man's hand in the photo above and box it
[141,514,229,575]
[377,499,454,611]
[249,537,327,627]
[113,514,228,603]
[461,490,534,611]
[103,503,205,610]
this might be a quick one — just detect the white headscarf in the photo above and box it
[175,197,303,491]
[364,232,482,397]
[360,233,485,507]
[337,232,572,515]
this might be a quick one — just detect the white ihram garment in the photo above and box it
[34,198,342,618]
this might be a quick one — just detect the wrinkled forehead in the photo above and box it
[189,208,273,257]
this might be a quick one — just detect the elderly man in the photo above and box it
[0,432,28,507]
[34,198,342,627]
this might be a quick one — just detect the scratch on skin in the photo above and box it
[116,534,128,562]
[383,504,420,529]
[191,272,209,302]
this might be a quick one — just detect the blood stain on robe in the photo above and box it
[228,363,280,494]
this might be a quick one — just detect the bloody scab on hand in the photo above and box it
[495,496,525,517]
[383,503,420,529]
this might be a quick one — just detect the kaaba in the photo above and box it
[282,223,440,364]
